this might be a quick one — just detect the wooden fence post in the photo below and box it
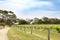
[31,27,33,34]
[24,27,25,32]
[48,28,50,40]
[30,24,33,34]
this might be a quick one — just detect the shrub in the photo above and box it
[56,28,60,33]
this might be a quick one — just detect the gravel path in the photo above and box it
[0,27,10,40]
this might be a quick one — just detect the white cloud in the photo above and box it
[6,0,53,9]
[0,0,53,18]
[38,1,53,6]
[0,0,53,9]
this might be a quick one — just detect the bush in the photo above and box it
[56,28,60,33]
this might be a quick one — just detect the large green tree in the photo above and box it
[0,10,17,26]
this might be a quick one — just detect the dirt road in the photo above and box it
[0,27,10,40]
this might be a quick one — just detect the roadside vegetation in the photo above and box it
[8,25,60,40]
[8,27,46,40]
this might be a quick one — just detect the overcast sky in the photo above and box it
[0,0,60,19]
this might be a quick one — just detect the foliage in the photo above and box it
[5,19,13,27]
[56,28,60,33]
[18,19,28,24]
[18,17,60,24]
[8,27,46,40]
[0,9,17,26]
[9,25,60,40]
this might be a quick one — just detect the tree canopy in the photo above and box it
[18,17,60,24]
[0,10,17,26]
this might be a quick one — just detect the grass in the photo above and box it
[8,27,47,40]
[33,29,60,40]
[8,24,60,40]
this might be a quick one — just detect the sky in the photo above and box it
[0,0,60,19]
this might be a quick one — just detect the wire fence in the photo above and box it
[12,25,60,40]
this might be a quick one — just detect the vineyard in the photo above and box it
[8,24,60,40]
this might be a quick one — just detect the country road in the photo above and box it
[0,27,10,40]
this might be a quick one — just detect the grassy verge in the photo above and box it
[7,27,46,40]
[33,29,60,40]
[8,25,60,40]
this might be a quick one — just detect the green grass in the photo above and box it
[8,24,60,40]
[8,27,47,40]
[33,29,60,40]
[14,24,60,28]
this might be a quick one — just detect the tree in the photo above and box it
[38,19,43,24]
[42,17,49,24]
[0,10,3,13]
[0,10,17,26]
[32,18,39,24]
[6,19,13,27]
[18,19,28,24]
